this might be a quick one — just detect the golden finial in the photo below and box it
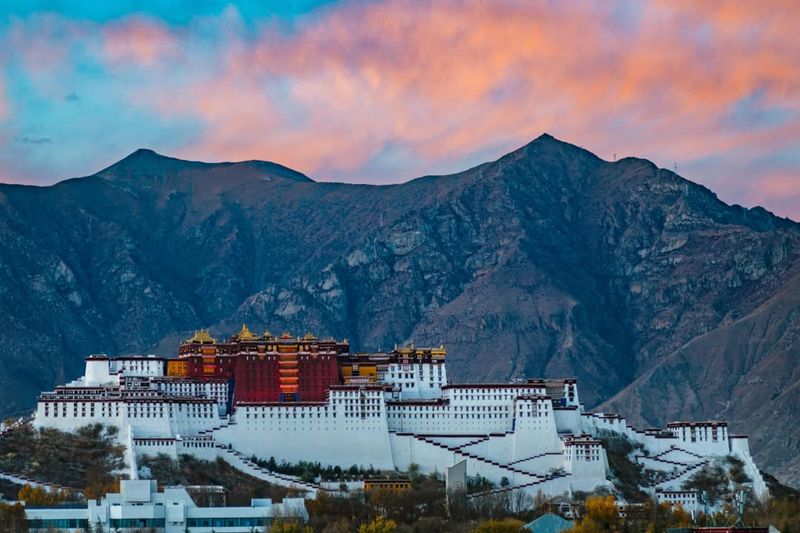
[187,329,216,344]
[237,324,257,341]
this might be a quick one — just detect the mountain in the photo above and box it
[1,134,799,485]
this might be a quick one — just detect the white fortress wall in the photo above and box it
[553,406,582,434]
[730,436,768,498]
[214,389,394,470]
[29,347,768,501]
[383,362,447,400]
[511,397,562,461]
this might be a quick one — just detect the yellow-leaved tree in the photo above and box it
[268,519,314,533]
[568,495,623,533]
[475,517,526,532]
[358,515,397,533]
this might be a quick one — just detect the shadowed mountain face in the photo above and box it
[1,134,799,484]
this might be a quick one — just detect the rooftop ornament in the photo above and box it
[186,329,216,345]
[237,324,258,341]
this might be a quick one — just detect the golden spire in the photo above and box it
[187,329,216,344]
[237,323,257,341]
[262,329,273,339]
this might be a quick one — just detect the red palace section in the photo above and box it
[170,326,347,403]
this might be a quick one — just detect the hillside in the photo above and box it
[1,134,799,484]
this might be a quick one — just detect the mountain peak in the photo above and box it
[117,148,176,164]
[523,132,597,156]
[129,147,160,158]
[99,148,198,175]
[95,149,313,185]
[533,132,557,142]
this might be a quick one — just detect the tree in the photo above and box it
[17,484,73,506]
[267,520,313,533]
[568,495,622,533]
[474,518,525,533]
[358,516,397,533]
[406,463,421,482]
[0,502,27,533]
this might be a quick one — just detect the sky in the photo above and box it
[0,1,799,218]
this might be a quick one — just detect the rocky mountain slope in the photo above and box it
[1,135,799,484]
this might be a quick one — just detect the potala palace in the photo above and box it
[33,326,768,507]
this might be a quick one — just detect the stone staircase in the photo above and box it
[634,445,709,490]
[451,435,491,451]
[196,416,237,436]
[147,415,326,494]
[466,471,571,500]
[0,416,31,437]
[411,434,543,483]
[508,451,563,466]
[649,459,708,490]
[0,419,78,493]
[636,454,689,469]
[0,470,77,494]
[213,442,326,494]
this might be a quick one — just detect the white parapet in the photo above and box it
[31,353,768,501]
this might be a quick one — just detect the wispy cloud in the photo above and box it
[17,135,53,145]
[0,0,798,218]
[0,77,6,121]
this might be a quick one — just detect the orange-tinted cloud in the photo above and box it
[0,74,6,120]
[102,16,178,67]
[139,0,799,187]
[2,1,799,219]
[739,170,800,220]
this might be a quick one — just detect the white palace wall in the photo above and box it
[214,389,395,470]
[31,354,769,500]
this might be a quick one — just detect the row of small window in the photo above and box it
[390,371,443,378]
[247,412,326,418]
[187,517,272,527]
[337,398,380,404]
[109,518,165,527]
[450,390,536,399]
[45,405,213,415]
[389,405,510,413]
[570,452,601,461]
[45,411,218,420]
[518,411,548,417]
[681,428,722,442]
[391,413,510,419]
[242,407,329,413]
[46,411,116,418]
[28,519,89,528]
[44,402,213,411]
[164,383,225,390]
[244,410,381,419]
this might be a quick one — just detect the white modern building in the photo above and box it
[25,479,308,532]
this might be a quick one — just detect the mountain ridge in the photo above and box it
[1,134,799,485]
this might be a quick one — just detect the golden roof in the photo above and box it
[262,330,273,339]
[237,324,258,341]
[187,329,216,344]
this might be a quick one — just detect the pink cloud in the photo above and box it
[0,75,7,120]
[4,1,800,218]
[8,13,86,74]
[101,16,177,67]
[134,0,796,188]
[741,170,800,220]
